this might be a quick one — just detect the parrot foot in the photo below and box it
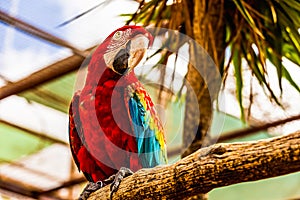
[104,167,134,200]
[78,181,103,200]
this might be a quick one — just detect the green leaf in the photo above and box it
[278,0,300,27]
[282,66,300,93]
[283,43,300,65]
[267,48,283,92]
[232,0,264,39]
[232,46,245,121]
[253,54,281,105]
[285,27,300,56]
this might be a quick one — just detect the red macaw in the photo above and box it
[69,25,167,199]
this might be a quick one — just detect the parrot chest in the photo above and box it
[78,77,139,154]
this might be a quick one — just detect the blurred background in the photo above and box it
[0,0,300,199]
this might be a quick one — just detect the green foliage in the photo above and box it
[126,0,171,26]
[127,0,300,120]
[226,0,300,118]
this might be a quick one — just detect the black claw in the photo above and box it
[110,167,134,200]
[78,181,104,200]
[103,174,116,185]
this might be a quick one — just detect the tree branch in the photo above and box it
[0,46,94,100]
[88,131,300,199]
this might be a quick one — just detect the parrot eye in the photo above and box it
[113,31,123,40]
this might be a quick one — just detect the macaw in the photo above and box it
[69,25,167,199]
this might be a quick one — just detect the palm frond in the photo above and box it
[127,0,300,120]
[224,0,300,118]
[232,46,245,121]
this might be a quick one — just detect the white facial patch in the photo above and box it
[106,29,132,52]
[103,48,120,68]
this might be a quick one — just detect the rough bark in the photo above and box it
[87,131,300,200]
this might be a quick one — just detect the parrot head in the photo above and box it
[96,25,153,75]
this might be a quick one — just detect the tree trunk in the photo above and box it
[182,0,225,155]
[87,131,300,200]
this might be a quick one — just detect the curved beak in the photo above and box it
[127,34,151,71]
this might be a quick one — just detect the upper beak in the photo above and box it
[127,33,151,70]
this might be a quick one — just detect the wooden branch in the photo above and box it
[0,46,94,100]
[0,54,82,100]
[88,131,300,199]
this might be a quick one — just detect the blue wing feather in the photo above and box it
[128,91,167,168]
